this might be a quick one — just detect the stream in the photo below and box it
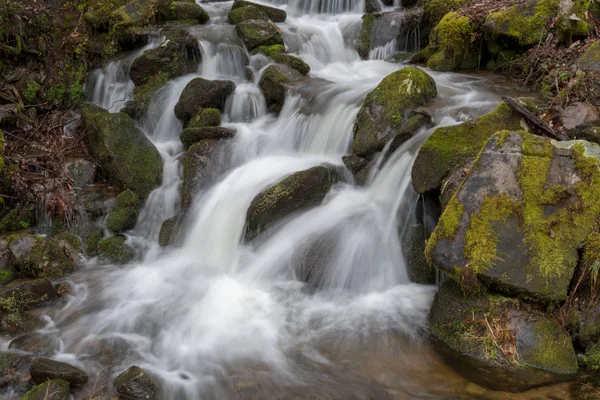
[1,0,571,399]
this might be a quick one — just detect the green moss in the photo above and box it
[106,190,140,233]
[22,81,40,104]
[252,44,284,57]
[424,12,475,72]
[21,379,70,400]
[254,44,311,75]
[0,269,14,285]
[22,235,77,278]
[97,236,135,264]
[530,319,579,372]
[425,196,464,259]
[485,0,560,46]
[55,232,82,252]
[131,72,169,117]
[423,0,470,25]
[228,5,267,25]
[356,13,375,60]
[85,226,104,256]
[412,103,521,194]
[584,342,600,370]
[0,204,35,233]
[170,2,209,23]
[188,108,221,129]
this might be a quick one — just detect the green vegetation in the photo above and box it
[424,12,475,71]
[97,236,135,264]
[356,13,375,60]
[423,0,470,25]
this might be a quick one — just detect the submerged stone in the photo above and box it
[20,379,70,400]
[115,365,157,400]
[30,358,88,385]
[352,67,437,157]
[426,132,600,302]
[430,280,578,392]
[258,64,304,114]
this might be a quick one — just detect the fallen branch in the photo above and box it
[502,96,568,141]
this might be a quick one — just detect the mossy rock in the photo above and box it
[412,102,523,195]
[97,236,135,264]
[430,280,577,392]
[174,78,236,122]
[8,235,78,279]
[0,204,35,233]
[418,12,476,72]
[253,46,311,75]
[182,139,223,208]
[169,2,209,24]
[228,5,268,25]
[258,64,303,115]
[571,373,600,400]
[158,214,184,247]
[106,190,140,233]
[80,105,163,198]
[9,332,60,356]
[235,20,284,51]
[130,30,201,87]
[426,132,600,303]
[115,366,157,400]
[0,278,58,313]
[180,127,235,149]
[85,226,105,256]
[578,41,600,72]
[188,108,221,129]
[231,0,286,22]
[584,342,600,371]
[352,67,437,157]
[423,0,470,25]
[20,379,70,400]
[356,13,375,60]
[483,0,560,47]
[245,165,343,241]
[129,72,170,118]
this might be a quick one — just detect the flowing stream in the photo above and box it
[2,1,551,399]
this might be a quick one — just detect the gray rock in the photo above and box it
[179,127,235,149]
[182,139,226,208]
[230,0,286,22]
[0,352,30,388]
[561,102,599,130]
[258,64,303,115]
[66,159,96,188]
[30,358,88,385]
[115,365,157,400]
[578,41,600,72]
[19,379,70,400]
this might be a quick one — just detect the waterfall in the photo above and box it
[17,2,508,399]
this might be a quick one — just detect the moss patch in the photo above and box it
[421,12,475,71]
[188,108,221,129]
[106,190,140,233]
[97,236,135,264]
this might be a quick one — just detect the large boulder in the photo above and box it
[30,358,88,385]
[412,101,522,196]
[430,280,578,392]
[228,5,269,25]
[253,45,310,75]
[578,41,600,72]
[80,105,163,198]
[231,0,286,23]
[130,30,201,87]
[115,365,157,400]
[182,140,224,208]
[0,279,58,312]
[0,204,35,234]
[19,379,70,400]
[352,67,437,157]
[180,127,235,149]
[245,165,343,241]
[483,0,559,47]
[258,64,304,114]
[426,131,600,302]
[8,235,78,279]
[174,78,236,122]
[169,2,210,23]
[106,190,141,233]
[158,214,185,247]
[235,20,284,51]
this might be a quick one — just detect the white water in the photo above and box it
[4,1,507,398]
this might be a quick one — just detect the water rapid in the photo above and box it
[6,1,517,398]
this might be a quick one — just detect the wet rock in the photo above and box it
[259,64,303,114]
[352,67,437,157]
[115,365,157,400]
[179,127,236,149]
[66,159,96,188]
[7,234,78,279]
[85,226,105,257]
[106,190,141,234]
[130,73,170,118]
[235,20,284,51]
[0,204,36,233]
[342,155,369,176]
[356,14,375,60]
[97,236,135,264]
[292,232,339,285]
[412,101,522,195]
[365,0,381,13]
[561,102,599,130]
[228,5,269,25]
[109,0,171,48]
[578,41,600,72]
[584,342,600,371]
[423,0,470,25]
[388,112,432,152]
[245,165,343,241]
[401,224,435,284]
[566,122,600,145]
[169,2,210,23]
[0,352,30,388]
[9,333,60,356]
[253,45,311,75]
[483,0,559,47]
[0,312,41,335]
[0,279,58,312]
[430,280,578,392]
[231,0,286,22]
[20,379,70,400]
[174,78,236,122]
[342,155,377,186]
[426,132,600,302]
[158,214,185,247]
[130,30,201,87]
[30,358,88,385]
[182,139,224,208]
[80,105,163,198]
[188,108,221,129]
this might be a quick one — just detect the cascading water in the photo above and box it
[3,1,519,399]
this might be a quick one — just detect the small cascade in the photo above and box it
[264,0,364,15]
[224,83,268,122]
[87,39,161,112]
[369,39,398,60]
